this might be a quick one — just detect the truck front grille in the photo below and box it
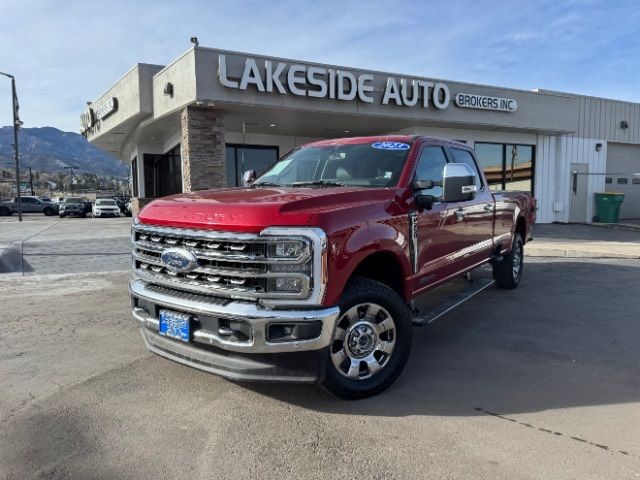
[131,224,312,301]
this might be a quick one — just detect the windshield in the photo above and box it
[64,197,84,204]
[96,199,116,206]
[253,141,413,188]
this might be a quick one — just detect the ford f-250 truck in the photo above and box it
[130,135,535,398]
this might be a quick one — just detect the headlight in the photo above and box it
[266,240,306,259]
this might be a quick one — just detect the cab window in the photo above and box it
[415,146,448,199]
[449,148,483,190]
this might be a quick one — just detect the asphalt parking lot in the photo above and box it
[0,215,131,275]
[0,218,639,479]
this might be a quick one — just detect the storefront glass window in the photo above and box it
[475,142,534,193]
[143,144,182,198]
[475,143,503,191]
[226,144,279,187]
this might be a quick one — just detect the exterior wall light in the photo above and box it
[163,82,174,97]
[595,143,603,152]
[621,120,629,129]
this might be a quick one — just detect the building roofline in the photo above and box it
[534,88,640,106]
[87,63,165,107]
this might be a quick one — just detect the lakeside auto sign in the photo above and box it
[217,54,518,113]
[218,54,451,109]
[80,97,118,136]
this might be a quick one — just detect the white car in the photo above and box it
[92,198,121,218]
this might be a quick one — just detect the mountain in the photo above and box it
[0,126,129,177]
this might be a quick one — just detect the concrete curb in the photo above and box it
[525,248,640,259]
[0,242,23,274]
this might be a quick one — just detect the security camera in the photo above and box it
[190,37,199,47]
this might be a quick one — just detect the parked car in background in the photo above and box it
[112,195,131,216]
[0,196,58,216]
[92,198,121,217]
[59,197,88,218]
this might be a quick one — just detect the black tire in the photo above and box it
[321,277,412,399]
[493,233,524,289]
[59,213,65,218]
[0,206,11,216]
[43,207,53,216]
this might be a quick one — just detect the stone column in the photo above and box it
[180,106,226,192]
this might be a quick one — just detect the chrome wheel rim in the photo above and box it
[512,242,522,279]
[330,303,396,380]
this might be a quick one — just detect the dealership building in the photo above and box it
[81,46,640,222]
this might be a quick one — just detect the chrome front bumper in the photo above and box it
[129,279,340,380]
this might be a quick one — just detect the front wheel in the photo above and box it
[321,277,412,399]
[43,208,53,216]
[493,233,524,289]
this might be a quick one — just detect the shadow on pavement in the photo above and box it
[243,259,640,417]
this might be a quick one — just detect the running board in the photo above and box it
[412,278,495,326]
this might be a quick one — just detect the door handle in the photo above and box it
[483,203,493,212]
[455,208,465,222]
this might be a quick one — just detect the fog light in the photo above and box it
[267,277,303,292]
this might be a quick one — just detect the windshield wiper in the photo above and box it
[289,180,347,188]
[250,181,282,188]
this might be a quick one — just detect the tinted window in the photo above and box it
[475,142,534,193]
[21,197,36,204]
[449,148,482,190]
[226,145,279,187]
[504,144,533,193]
[415,146,448,199]
[475,143,503,191]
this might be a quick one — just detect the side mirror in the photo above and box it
[412,179,438,210]
[442,163,477,203]
[242,169,256,187]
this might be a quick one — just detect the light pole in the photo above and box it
[0,71,23,221]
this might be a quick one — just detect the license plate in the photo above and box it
[159,309,191,342]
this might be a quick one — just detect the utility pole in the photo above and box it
[28,165,34,195]
[0,71,23,221]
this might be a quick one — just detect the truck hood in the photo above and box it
[137,186,401,232]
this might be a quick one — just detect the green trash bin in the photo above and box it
[594,192,625,223]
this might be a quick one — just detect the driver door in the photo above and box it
[412,144,462,296]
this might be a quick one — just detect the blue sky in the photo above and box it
[1,0,639,133]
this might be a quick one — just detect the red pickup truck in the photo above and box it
[130,135,535,398]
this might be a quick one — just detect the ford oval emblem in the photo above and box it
[160,248,198,273]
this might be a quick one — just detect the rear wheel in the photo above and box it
[493,233,524,289]
[43,207,53,216]
[59,213,65,218]
[321,277,412,399]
